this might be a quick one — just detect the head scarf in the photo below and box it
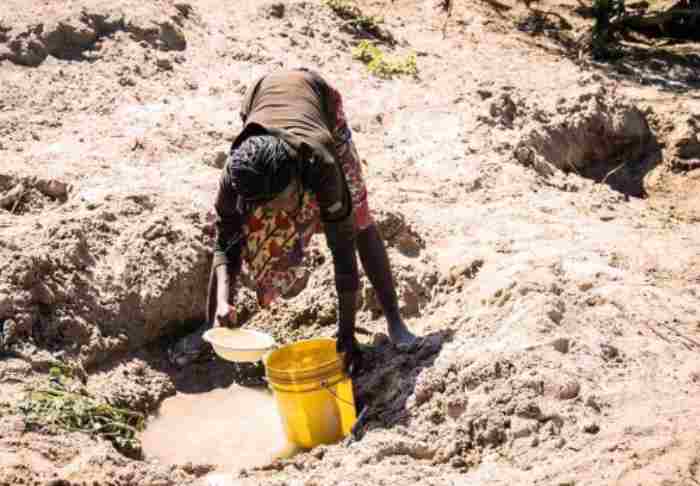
[228,134,297,204]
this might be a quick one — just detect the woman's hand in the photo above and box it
[210,264,237,327]
[336,334,361,377]
[214,301,237,328]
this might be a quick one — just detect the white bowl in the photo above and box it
[202,328,276,363]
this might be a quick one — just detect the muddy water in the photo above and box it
[212,329,272,348]
[140,384,295,472]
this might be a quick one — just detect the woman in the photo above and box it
[172,68,417,371]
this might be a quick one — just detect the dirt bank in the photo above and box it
[1,0,699,485]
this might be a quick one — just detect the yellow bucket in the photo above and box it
[264,338,357,449]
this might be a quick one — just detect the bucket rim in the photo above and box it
[263,337,343,378]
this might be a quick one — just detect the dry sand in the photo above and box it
[1,0,699,485]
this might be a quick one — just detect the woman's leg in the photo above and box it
[356,224,417,349]
[326,82,417,350]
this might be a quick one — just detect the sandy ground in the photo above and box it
[1,0,700,484]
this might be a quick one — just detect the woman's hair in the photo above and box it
[228,134,296,203]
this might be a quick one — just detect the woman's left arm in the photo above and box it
[313,160,360,367]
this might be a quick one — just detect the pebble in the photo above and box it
[39,179,69,199]
[578,281,594,292]
[45,479,71,486]
[395,231,421,256]
[583,421,600,434]
[516,401,542,420]
[600,343,619,361]
[262,1,285,18]
[557,380,580,400]
[100,211,117,222]
[547,306,564,325]
[156,57,173,71]
[447,398,467,420]
[551,337,570,354]
[585,395,601,412]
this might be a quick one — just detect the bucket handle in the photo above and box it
[320,379,356,408]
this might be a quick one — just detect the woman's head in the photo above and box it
[228,134,298,206]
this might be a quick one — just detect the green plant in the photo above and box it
[323,0,395,43]
[49,361,75,379]
[324,0,383,30]
[19,367,145,458]
[352,40,418,79]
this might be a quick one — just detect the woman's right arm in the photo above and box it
[208,169,245,327]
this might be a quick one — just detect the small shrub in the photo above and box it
[323,0,394,43]
[18,367,145,458]
[352,40,418,79]
[324,0,383,29]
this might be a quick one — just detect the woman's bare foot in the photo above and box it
[387,317,418,351]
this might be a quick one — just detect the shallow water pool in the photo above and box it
[140,383,296,473]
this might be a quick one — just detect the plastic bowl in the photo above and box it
[202,327,277,363]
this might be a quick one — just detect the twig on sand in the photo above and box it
[658,320,700,350]
[601,160,628,184]
[10,196,22,214]
[440,0,454,39]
